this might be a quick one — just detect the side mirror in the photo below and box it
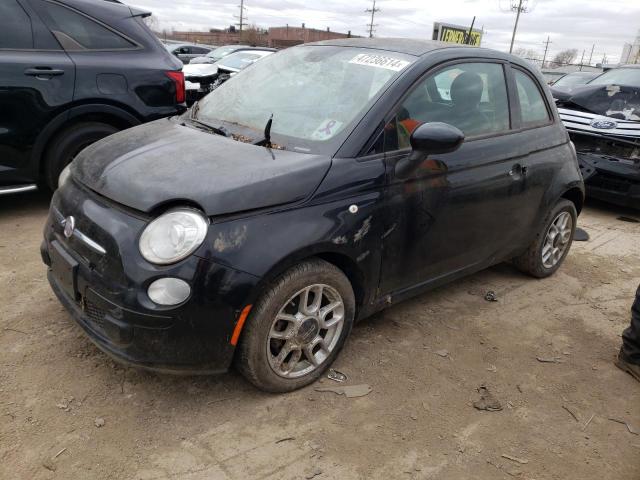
[395,122,464,179]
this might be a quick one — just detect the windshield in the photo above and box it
[207,45,242,61]
[196,46,414,154]
[589,68,640,87]
[553,73,597,88]
[218,51,270,71]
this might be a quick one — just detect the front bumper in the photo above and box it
[42,181,260,374]
[578,152,640,209]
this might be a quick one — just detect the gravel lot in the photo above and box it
[1,192,639,480]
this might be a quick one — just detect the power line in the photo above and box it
[365,0,380,38]
[508,0,529,53]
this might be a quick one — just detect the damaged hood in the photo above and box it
[183,63,219,79]
[71,119,332,216]
[554,83,640,121]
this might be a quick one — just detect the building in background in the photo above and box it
[161,25,355,48]
[432,22,483,46]
[620,30,640,64]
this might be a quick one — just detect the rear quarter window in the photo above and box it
[514,69,551,127]
[40,1,135,50]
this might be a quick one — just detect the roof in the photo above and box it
[306,37,469,56]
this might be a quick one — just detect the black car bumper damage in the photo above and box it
[566,129,640,209]
[42,182,260,374]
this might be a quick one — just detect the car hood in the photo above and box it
[554,83,640,121]
[71,119,332,216]
[183,63,219,78]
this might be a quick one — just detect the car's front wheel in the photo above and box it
[236,259,355,392]
[513,199,577,278]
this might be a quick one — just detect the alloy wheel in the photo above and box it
[266,284,345,378]
[541,211,573,268]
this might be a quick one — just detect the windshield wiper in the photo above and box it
[253,114,273,148]
[185,118,229,137]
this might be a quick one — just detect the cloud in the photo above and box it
[130,0,640,62]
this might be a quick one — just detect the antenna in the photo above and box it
[365,0,380,38]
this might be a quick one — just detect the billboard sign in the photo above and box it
[433,22,482,46]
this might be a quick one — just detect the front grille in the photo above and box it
[84,299,107,332]
[571,131,640,161]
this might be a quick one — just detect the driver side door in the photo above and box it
[380,61,529,295]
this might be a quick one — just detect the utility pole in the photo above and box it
[579,49,585,71]
[365,0,380,38]
[235,0,247,34]
[509,0,528,53]
[541,36,551,68]
[465,16,476,45]
[587,44,595,66]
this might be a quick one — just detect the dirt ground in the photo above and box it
[1,192,639,480]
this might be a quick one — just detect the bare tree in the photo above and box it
[513,47,539,60]
[240,25,262,46]
[142,14,159,32]
[552,49,578,66]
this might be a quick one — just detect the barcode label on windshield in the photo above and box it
[349,53,410,71]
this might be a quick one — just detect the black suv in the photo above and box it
[0,0,186,193]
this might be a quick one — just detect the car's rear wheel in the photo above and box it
[513,199,577,278]
[43,122,119,191]
[236,259,355,392]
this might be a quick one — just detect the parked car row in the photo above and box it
[184,48,275,105]
[0,0,276,194]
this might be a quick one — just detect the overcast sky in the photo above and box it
[130,0,640,63]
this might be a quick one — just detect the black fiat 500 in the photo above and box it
[42,38,584,392]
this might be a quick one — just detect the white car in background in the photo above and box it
[184,48,276,105]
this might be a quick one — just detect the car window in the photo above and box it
[390,62,510,150]
[0,0,33,49]
[514,70,550,127]
[191,46,210,54]
[40,1,135,50]
[218,52,271,70]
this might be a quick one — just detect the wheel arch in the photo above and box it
[250,247,368,320]
[560,185,585,215]
[32,103,142,180]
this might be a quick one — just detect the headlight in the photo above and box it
[139,208,208,264]
[58,163,72,188]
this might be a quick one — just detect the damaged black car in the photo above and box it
[555,65,640,209]
[42,38,584,392]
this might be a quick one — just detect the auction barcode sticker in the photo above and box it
[349,53,411,71]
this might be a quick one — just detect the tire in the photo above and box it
[236,259,355,393]
[513,199,577,278]
[43,122,119,191]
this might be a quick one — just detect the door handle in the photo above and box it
[508,164,528,177]
[24,67,65,78]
